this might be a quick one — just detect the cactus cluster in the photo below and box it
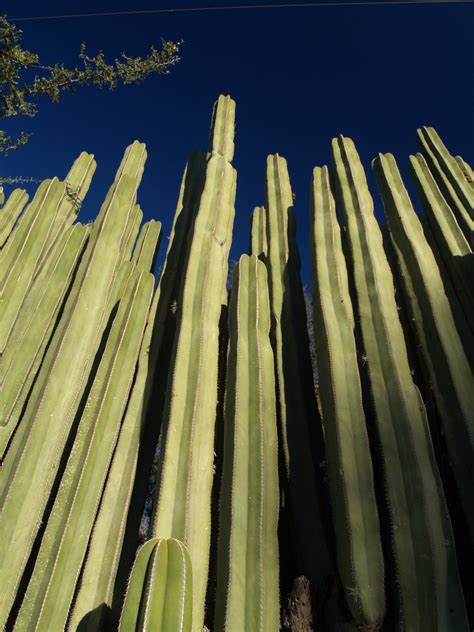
[0,97,471,631]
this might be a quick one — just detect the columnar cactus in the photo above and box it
[332,136,468,630]
[15,269,153,631]
[120,538,193,632]
[0,223,89,454]
[107,150,208,623]
[68,276,160,631]
[250,205,268,258]
[264,153,331,587]
[0,179,68,351]
[132,219,162,272]
[416,127,473,242]
[373,151,474,547]
[150,95,237,630]
[309,165,385,630]
[0,188,29,247]
[0,143,147,628]
[214,254,279,632]
[33,151,96,278]
[408,152,474,330]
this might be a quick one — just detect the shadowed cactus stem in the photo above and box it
[310,165,385,630]
[332,136,468,631]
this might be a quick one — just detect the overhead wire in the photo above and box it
[10,0,474,22]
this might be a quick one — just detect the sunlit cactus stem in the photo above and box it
[215,254,279,632]
[120,538,193,632]
[150,95,237,630]
[0,142,147,629]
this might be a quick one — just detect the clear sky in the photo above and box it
[3,0,473,285]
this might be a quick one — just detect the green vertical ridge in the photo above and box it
[264,153,332,587]
[214,254,279,632]
[310,165,385,630]
[373,151,474,547]
[151,95,236,630]
[119,538,193,632]
[332,135,468,630]
[0,149,144,627]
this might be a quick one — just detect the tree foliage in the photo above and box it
[0,15,183,155]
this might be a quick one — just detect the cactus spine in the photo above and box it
[310,165,385,629]
[120,538,193,632]
[332,136,468,630]
[151,95,236,630]
[215,255,279,632]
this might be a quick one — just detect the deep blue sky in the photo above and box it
[3,0,473,285]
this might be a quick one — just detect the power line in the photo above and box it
[10,0,473,22]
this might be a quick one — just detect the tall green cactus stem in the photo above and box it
[0,224,89,451]
[408,153,473,329]
[373,151,474,546]
[119,538,193,632]
[309,166,385,629]
[0,146,146,627]
[132,219,162,272]
[250,206,268,258]
[0,182,50,268]
[416,127,473,241]
[0,188,29,246]
[0,179,67,351]
[264,153,331,586]
[214,255,279,632]
[33,152,96,278]
[108,150,208,622]
[69,281,160,631]
[332,136,468,630]
[151,95,236,630]
[122,203,143,262]
[208,95,235,162]
[15,270,153,631]
[0,143,146,504]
